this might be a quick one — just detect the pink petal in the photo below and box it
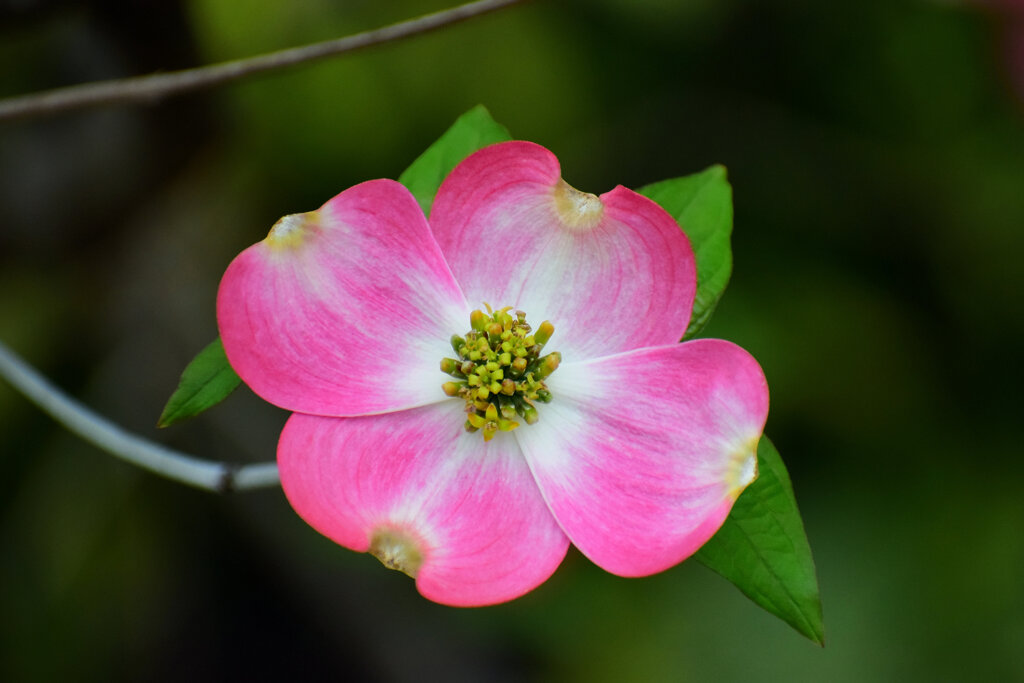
[515,339,768,577]
[430,141,696,362]
[278,402,570,606]
[217,180,469,416]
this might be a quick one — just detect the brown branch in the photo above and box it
[0,339,280,493]
[0,0,527,123]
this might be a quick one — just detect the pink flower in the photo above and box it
[217,141,769,606]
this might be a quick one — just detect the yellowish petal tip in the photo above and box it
[726,438,760,500]
[553,178,604,230]
[369,528,424,578]
[265,211,317,251]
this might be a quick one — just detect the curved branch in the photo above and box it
[0,339,279,493]
[0,0,526,123]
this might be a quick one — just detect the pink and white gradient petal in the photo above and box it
[515,339,769,577]
[277,403,570,607]
[430,141,697,362]
[217,179,469,417]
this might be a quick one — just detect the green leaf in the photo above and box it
[638,166,733,339]
[157,337,241,428]
[398,105,512,217]
[695,436,824,645]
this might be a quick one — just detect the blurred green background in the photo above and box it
[2,0,1023,680]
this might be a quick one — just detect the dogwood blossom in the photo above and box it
[217,141,769,606]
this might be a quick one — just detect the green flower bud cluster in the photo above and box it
[440,305,560,441]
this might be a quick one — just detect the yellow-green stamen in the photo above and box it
[441,305,561,441]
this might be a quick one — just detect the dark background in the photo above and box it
[2,0,1023,680]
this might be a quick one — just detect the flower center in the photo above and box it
[440,305,561,441]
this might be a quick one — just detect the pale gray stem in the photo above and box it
[0,339,279,493]
[0,0,526,123]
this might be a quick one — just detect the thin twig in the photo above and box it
[0,339,279,493]
[0,0,526,123]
